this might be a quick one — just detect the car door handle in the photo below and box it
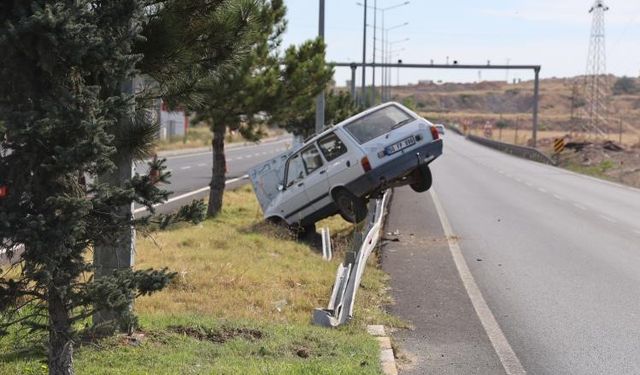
[346,161,351,167]
[319,170,326,175]
[297,182,304,187]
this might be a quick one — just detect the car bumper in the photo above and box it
[346,139,443,197]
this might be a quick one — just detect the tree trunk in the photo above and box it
[48,289,74,375]
[207,122,226,217]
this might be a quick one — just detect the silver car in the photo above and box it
[250,102,443,229]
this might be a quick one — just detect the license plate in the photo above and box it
[385,136,415,155]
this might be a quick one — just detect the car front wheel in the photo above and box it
[410,165,433,193]
[334,189,368,223]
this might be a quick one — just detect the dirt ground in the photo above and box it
[548,139,640,189]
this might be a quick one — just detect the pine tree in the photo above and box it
[0,2,202,374]
[276,89,358,139]
[195,5,334,217]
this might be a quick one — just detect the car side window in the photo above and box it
[317,133,348,161]
[285,154,305,188]
[301,145,323,174]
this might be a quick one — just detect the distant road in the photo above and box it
[133,136,292,214]
[386,132,640,374]
[0,137,291,262]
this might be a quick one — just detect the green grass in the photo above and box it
[564,159,616,180]
[0,186,396,374]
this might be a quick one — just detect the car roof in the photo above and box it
[292,101,413,153]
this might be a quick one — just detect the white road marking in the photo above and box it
[197,163,206,167]
[237,156,244,160]
[515,178,522,183]
[634,230,640,236]
[599,215,616,223]
[133,175,249,214]
[525,182,533,187]
[430,189,526,375]
[180,166,192,170]
[553,194,564,201]
[573,203,587,211]
[537,188,547,193]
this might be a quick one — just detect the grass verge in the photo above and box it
[1,186,397,374]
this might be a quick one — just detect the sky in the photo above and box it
[280,0,640,86]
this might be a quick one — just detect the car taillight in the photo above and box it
[361,156,372,172]
[430,126,440,140]
[0,185,7,199]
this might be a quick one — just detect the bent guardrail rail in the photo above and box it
[466,134,556,165]
[313,190,391,327]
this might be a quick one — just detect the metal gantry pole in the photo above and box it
[361,0,368,107]
[315,0,326,134]
[350,63,357,100]
[532,67,540,148]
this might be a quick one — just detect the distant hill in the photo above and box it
[390,76,640,136]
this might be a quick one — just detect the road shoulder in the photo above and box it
[381,186,505,375]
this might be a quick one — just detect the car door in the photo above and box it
[317,131,362,190]
[300,144,331,213]
[279,152,309,224]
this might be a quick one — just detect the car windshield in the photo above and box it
[344,105,415,144]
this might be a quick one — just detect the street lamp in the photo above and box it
[356,1,410,104]
[383,23,408,101]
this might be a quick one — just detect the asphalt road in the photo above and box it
[385,132,640,374]
[133,136,291,214]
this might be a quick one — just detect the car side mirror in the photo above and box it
[278,184,284,192]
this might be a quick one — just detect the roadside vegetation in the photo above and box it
[0,186,398,374]
[154,125,285,153]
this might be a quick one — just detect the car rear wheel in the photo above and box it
[334,189,368,223]
[410,165,433,193]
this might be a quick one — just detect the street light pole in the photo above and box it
[372,0,377,103]
[382,24,408,100]
[315,0,326,134]
[356,1,409,103]
[361,0,368,107]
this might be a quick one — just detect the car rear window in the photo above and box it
[317,133,347,161]
[344,105,415,144]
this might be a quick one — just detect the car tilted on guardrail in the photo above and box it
[250,102,443,231]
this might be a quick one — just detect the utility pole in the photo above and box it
[93,78,136,326]
[315,0,325,134]
[584,0,609,137]
[361,0,368,107]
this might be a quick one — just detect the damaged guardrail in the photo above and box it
[313,190,391,327]
[467,134,556,165]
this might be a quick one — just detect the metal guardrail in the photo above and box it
[467,134,556,165]
[313,190,391,327]
[320,227,332,261]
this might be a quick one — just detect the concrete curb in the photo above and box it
[367,325,398,375]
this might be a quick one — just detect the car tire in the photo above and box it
[334,189,368,223]
[410,165,433,193]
